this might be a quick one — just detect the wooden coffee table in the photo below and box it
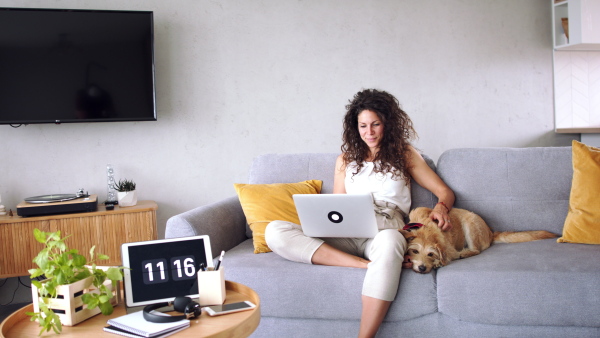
[0,281,260,338]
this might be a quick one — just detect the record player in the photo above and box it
[17,189,98,217]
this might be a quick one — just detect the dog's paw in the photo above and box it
[458,249,480,260]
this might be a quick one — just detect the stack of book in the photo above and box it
[104,311,190,338]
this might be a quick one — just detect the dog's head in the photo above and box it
[401,233,445,274]
[400,207,449,274]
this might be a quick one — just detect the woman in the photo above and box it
[265,89,455,338]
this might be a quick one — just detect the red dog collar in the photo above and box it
[403,223,423,231]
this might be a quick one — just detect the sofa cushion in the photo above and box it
[559,141,600,244]
[248,153,437,210]
[437,239,600,327]
[234,180,322,253]
[436,147,572,235]
[223,239,438,322]
[249,153,338,193]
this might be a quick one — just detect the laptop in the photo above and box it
[293,193,379,238]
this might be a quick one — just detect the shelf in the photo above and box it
[552,0,600,50]
[552,0,569,48]
[555,128,600,134]
[555,44,600,51]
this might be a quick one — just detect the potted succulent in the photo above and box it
[27,228,124,335]
[112,179,137,207]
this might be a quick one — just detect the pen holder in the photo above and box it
[197,267,226,306]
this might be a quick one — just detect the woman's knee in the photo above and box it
[265,220,319,264]
[265,220,295,251]
[372,229,407,258]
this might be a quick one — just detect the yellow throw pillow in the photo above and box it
[234,180,322,253]
[558,140,600,244]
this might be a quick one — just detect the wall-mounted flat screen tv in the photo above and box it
[0,8,156,125]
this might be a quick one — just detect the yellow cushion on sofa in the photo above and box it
[234,180,322,253]
[558,141,600,244]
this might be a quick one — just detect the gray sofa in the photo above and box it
[166,147,600,337]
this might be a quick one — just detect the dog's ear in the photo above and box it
[399,230,416,242]
[435,244,449,266]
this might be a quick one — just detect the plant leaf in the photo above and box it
[33,228,46,244]
[75,269,91,281]
[98,300,114,315]
[56,240,67,252]
[98,284,109,295]
[33,249,49,270]
[53,315,62,334]
[84,295,99,309]
[31,280,42,289]
[81,292,92,303]
[71,253,87,267]
[29,268,44,279]
[55,271,66,285]
[106,267,123,281]
[47,230,61,242]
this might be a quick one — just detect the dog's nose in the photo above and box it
[418,265,427,273]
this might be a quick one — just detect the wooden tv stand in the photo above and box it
[0,200,157,278]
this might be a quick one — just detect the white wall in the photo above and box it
[0,0,577,239]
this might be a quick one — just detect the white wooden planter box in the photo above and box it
[31,275,120,326]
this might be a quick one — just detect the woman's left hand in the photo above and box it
[430,206,452,231]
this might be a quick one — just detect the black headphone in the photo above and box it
[143,296,201,323]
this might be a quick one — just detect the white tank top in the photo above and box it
[344,162,411,217]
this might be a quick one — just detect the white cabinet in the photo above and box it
[552,0,600,50]
[552,0,600,135]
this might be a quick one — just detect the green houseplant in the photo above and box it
[27,228,124,335]
[112,179,138,207]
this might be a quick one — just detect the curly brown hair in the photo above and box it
[341,89,417,183]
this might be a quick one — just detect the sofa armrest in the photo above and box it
[165,195,248,258]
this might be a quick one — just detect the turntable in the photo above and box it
[17,189,98,217]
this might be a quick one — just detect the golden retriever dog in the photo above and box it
[400,207,558,274]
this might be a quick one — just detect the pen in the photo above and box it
[215,250,225,270]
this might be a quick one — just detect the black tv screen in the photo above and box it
[0,8,156,125]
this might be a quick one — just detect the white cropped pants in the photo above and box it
[265,220,407,301]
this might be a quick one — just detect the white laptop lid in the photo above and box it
[293,193,379,238]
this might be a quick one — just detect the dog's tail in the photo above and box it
[493,230,558,243]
